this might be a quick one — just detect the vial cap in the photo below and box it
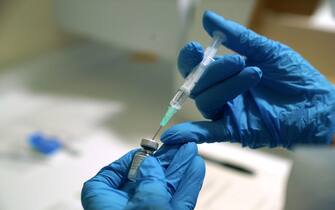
[140,138,159,151]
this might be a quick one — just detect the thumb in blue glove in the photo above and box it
[124,156,171,210]
[161,11,335,148]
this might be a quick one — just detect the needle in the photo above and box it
[152,126,162,140]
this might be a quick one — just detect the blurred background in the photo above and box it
[0,0,334,210]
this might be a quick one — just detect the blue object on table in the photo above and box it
[28,132,63,155]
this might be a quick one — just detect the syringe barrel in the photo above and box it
[163,31,225,125]
[168,59,212,110]
[169,89,189,110]
[170,31,225,110]
[181,57,214,92]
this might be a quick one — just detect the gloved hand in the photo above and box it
[81,142,205,210]
[161,11,335,148]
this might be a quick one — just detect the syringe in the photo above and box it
[152,31,226,138]
[127,31,225,181]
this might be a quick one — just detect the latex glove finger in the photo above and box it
[161,118,273,148]
[171,156,206,210]
[202,10,278,61]
[81,149,138,210]
[191,54,246,97]
[202,10,333,94]
[177,41,204,78]
[195,66,262,120]
[154,144,181,171]
[161,121,226,145]
[125,157,172,210]
[155,142,198,195]
[177,42,248,99]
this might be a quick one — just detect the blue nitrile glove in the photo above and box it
[161,11,335,148]
[81,142,205,210]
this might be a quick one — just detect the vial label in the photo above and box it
[128,152,148,181]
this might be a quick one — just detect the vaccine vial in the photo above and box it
[128,138,159,181]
